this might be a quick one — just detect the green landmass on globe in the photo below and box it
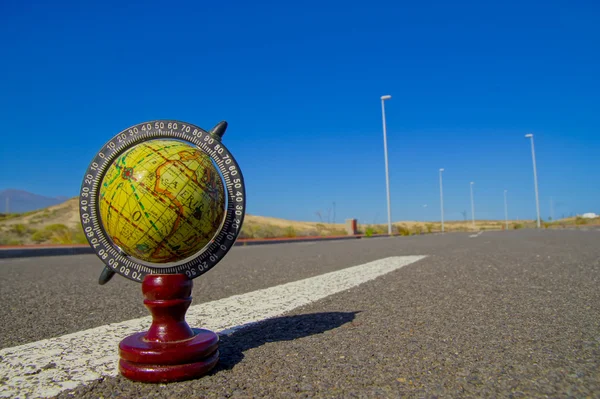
[99,139,225,263]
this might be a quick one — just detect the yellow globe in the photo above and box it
[99,139,225,263]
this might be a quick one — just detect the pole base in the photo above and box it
[119,329,219,383]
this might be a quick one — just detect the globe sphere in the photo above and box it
[99,139,225,263]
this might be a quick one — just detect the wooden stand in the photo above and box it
[119,274,219,383]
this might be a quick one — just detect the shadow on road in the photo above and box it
[213,311,358,371]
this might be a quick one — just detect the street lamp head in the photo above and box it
[381,95,392,100]
[525,134,533,138]
[470,181,474,185]
[439,168,444,172]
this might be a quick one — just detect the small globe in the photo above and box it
[99,139,225,263]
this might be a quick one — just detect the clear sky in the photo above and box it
[1,0,598,223]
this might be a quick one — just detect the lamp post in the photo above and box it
[504,189,508,230]
[525,134,541,228]
[381,95,393,235]
[439,168,445,233]
[470,182,475,229]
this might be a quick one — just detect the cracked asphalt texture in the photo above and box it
[1,230,599,398]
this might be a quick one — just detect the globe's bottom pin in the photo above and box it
[118,274,219,382]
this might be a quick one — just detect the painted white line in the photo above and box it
[0,255,426,398]
[469,231,483,238]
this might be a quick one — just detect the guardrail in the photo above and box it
[0,234,391,259]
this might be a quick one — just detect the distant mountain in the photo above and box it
[0,189,70,214]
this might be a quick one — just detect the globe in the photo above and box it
[98,139,226,263]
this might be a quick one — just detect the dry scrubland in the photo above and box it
[0,197,598,246]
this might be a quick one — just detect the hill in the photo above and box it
[1,197,597,246]
[0,197,348,245]
[0,189,68,213]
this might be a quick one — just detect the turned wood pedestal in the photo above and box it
[118,274,219,383]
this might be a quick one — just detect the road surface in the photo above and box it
[0,230,598,398]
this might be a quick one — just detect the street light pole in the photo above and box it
[439,168,445,233]
[504,189,508,230]
[470,182,475,229]
[525,134,541,228]
[381,95,393,235]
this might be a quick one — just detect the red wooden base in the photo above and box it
[118,274,219,383]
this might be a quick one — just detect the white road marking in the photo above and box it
[0,255,426,398]
[469,231,483,238]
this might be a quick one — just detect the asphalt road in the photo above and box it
[1,230,599,398]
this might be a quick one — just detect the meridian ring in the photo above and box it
[79,120,246,283]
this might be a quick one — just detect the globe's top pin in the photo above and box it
[209,121,228,139]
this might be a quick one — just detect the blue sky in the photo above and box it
[1,0,598,223]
